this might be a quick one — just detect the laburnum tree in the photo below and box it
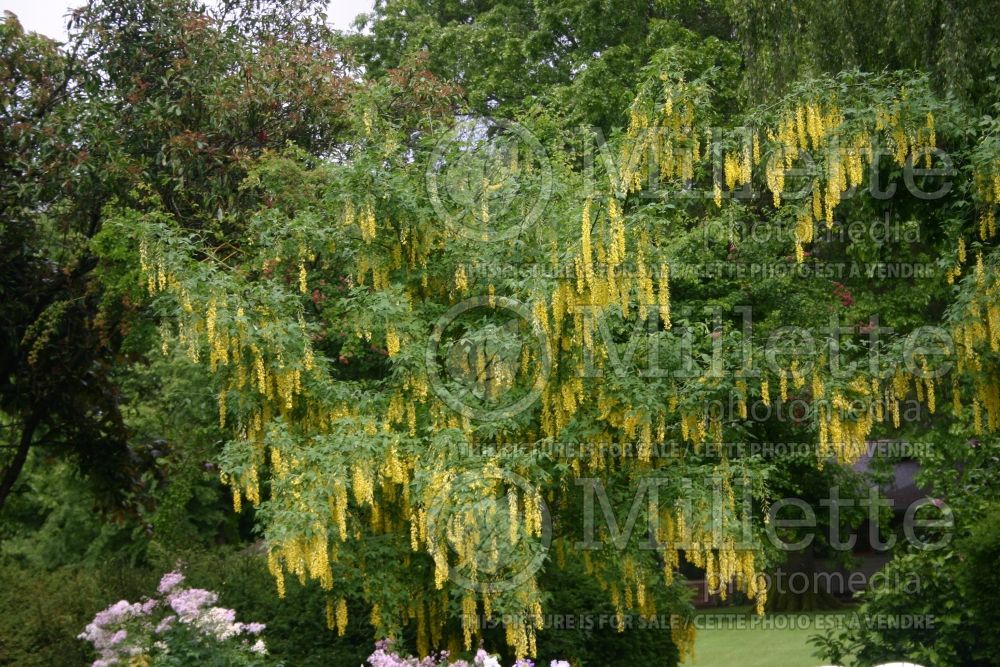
[91,11,1000,667]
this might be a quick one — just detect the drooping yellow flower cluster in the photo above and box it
[668,470,766,611]
[621,73,706,193]
[385,328,401,357]
[951,252,1000,434]
[567,463,766,652]
[816,390,875,464]
[758,100,937,262]
[342,197,449,294]
[620,80,943,264]
[721,141,752,206]
[974,160,1000,241]
[405,462,549,656]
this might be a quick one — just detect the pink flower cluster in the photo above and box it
[78,570,267,666]
[365,640,570,667]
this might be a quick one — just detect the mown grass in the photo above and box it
[690,606,850,667]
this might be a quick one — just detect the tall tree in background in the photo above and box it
[0,12,131,511]
[352,0,734,129]
[726,0,1000,109]
[0,0,352,512]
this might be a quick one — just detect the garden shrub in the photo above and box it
[531,559,683,667]
[959,504,1000,663]
[0,562,154,667]
[0,552,372,667]
[172,548,375,666]
[0,549,687,667]
[811,549,978,666]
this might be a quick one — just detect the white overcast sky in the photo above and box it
[1,0,375,41]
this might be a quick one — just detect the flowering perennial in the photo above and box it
[78,570,267,666]
[365,640,570,667]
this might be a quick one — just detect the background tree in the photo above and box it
[351,0,734,130]
[0,0,354,511]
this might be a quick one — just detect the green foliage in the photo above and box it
[726,0,1000,109]
[352,0,734,129]
[812,450,1000,667]
[533,558,683,666]
[0,457,140,568]
[811,550,977,667]
[958,504,1000,661]
[0,0,357,515]
[88,15,1000,661]
[0,562,154,667]
[3,0,1000,663]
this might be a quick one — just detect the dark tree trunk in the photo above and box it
[0,413,40,511]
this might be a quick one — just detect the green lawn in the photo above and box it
[690,607,848,667]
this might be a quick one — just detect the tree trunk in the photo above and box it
[0,413,40,511]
